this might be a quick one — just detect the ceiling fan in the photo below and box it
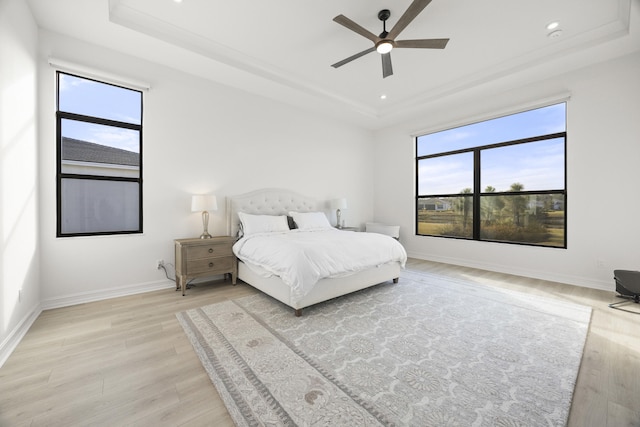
[331,0,449,78]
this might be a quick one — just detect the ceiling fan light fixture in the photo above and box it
[376,41,393,54]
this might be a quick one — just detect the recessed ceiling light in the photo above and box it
[380,94,387,100]
[546,21,559,30]
[174,0,183,3]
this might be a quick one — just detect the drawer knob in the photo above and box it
[209,262,214,268]
[208,248,213,253]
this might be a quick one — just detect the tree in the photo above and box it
[509,182,525,226]
[459,188,472,231]
[483,185,499,224]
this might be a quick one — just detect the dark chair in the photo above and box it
[609,270,640,313]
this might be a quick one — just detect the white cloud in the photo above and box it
[91,128,139,152]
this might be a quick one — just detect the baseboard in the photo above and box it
[41,279,176,310]
[406,251,613,292]
[0,303,42,368]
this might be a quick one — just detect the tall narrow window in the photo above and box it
[416,103,566,248]
[56,72,143,237]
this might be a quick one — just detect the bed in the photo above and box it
[226,188,407,316]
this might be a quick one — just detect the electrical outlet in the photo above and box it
[156,259,164,270]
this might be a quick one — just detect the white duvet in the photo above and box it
[233,229,407,304]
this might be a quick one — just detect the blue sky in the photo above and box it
[59,74,141,153]
[417,103,566,156]
[417,103,566,195]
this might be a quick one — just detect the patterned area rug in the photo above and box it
[177,270,591,426]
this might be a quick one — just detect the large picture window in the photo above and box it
[416,103,566,248]
[56,72,143,237]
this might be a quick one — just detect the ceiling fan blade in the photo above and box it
[387,0,433,40]
[331,47,376,68]
[333,15,380,43]
[395,38,449,49]
[382,53,393,78]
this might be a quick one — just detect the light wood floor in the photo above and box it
[1,259,638,426]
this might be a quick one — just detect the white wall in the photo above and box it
[0,0,41,361]
[37,31,375,306]
[373,51,640,291]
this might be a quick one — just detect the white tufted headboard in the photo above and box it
[226,188,320,237]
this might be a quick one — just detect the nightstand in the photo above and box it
[337,226,360,232]
[174,236,237,296]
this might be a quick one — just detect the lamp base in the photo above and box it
[200,211,212,239]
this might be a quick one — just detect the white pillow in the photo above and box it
[289,211,332,230]
[238,212,289,236]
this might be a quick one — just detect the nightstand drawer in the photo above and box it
[187,256,234,275]
[187,244,233,259]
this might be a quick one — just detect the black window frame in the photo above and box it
[415,104,567,249]
[56,71,143,238]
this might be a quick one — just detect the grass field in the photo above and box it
[417,209,565,247]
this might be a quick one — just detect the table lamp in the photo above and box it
[191,194,218,239]
[330,198,347,229]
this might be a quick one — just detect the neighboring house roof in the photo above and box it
[62,137,139,167]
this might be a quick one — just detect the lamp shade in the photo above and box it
[330,198,347,210]
[191,194,218,212]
